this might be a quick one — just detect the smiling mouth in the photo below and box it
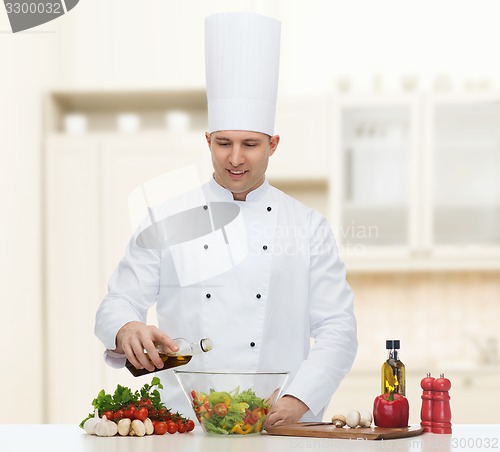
[227,169,247,175]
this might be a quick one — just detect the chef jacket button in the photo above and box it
[250,342,256,347]
[205,293,211,299]
[204,244,208,249]
[256,293,261,299]
[262,245,268,250]
[203,205,208,210]
[267,206,272,212]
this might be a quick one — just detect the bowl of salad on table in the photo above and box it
[174,370,289,435]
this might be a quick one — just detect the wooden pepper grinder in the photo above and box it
[420,373,435,432]
[432,373,452,434]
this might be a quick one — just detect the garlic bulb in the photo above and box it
[94,415,118,437]
[83,409,100,435]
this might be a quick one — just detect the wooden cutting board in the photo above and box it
[265,422,425,440]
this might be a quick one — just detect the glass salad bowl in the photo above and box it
[174,370,289,435]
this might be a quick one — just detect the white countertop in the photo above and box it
[1,424,499,452]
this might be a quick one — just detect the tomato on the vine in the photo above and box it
[186,420,195,432]
[102,410,114,421]
[124,405,137,419]
[167,421,178,434]
[157,407,169,421]
[134,407,149,422]
[154,421,168,435]
[80,376,195,436]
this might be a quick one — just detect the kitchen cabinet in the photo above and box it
[44,135,104,423]
[330,94,500,270]
[423,95,500,257]
[44,130,210,423]
[330,96,420,258]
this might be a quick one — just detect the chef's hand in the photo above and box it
[114,321,179,372]
[264,395,309,428]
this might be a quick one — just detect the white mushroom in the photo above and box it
[117,418,131,436]
[359,411,373,428]
[143,418,154,435]
[346,410,361,428]
[130,419,146,437]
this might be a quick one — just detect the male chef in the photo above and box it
[95,12,357,426]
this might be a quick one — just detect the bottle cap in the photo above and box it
[200,338,214,352]
[386,340,400,349]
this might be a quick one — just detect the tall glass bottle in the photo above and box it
[126,337,213,377]
[381,339,406,396]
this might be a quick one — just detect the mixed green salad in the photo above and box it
[191,387,270,435]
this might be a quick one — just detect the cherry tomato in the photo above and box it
[251,407,265,420]
[213,403,228,417]
[243,410,257,425]
[177,422,187,433]
[186,420,195,432]
[114,409,125,420]
[154,421,168,435]
[134,407,149,422]
[141,398,153,407]
[124,405,137,419]
[157,408,168,421]
[102,410,114,421]
[167,422,178,434]
[149,408,157,419]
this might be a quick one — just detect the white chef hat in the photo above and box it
[205,12,281,136]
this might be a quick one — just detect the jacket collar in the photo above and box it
[207,175,270,202]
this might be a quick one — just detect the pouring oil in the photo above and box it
[125,337,212,377]
[382,339,406,396]
[126,354,193,377]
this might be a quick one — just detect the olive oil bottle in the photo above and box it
[126,337,213,377]
[381,339,406,396]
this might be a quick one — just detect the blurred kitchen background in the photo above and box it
[1,0,499,425]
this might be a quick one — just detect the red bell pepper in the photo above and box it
[373,392,409,428]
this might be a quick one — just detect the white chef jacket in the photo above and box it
[95,178,357,422]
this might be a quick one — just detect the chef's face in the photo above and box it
[206,130,279,201]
